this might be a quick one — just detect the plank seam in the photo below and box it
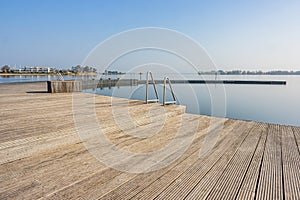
[234,130,263,199]
[253,124,269,200]
[292,127,300,157]
[185,123,254,199]
[280,125,285,200]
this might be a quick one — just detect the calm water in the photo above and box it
[85,75,300,127]
[0,75,77,83]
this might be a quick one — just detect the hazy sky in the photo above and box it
[1,0,300,70]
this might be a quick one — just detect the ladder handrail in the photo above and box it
[145,71,159,104]
[163,76,176,106]
[97,78,104,88]
[56,72,64,81]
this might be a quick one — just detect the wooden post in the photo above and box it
[47,80,82,93]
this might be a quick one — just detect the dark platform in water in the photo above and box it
[83,79,286,90]
[138,80,286,85]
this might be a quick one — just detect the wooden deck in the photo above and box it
[0,82,299,200]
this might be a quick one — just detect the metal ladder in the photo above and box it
[163,76,176,106]
[56,72,64,81]
[97,78,104,88]
[145,71,159,104]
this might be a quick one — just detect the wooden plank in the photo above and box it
[256,124,283,200]
[98,117,230,200]
[180,121,256,200]
[0,112,183,197]
[130,119,241,200]
[201,123,265,199]
[152,121,254,199]
[235,123,268,200]
[133,120,242,199]
[45,114,202,199]
[293,126,300,154]
[282,126,300,200]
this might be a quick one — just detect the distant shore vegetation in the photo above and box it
[0,65,122,76]
[1,64,300,76]
[0,64,98,75]
[199,70,300,75]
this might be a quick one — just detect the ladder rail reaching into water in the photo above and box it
[97,78,104,88]
[145,71,159,104]
[163,76,176,106]
[56,72,64,81]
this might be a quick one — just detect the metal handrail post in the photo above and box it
[168,78,176,101]
[57,72,64,81]
[145,71,149,103]
[163,77,167,106]
[150,72,159,100]
[163,76,176,106]
[145,71,159,104]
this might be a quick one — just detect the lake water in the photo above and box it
[0,75,78,84]
[84,75,300,127]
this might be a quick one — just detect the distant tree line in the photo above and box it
[1,65,11,73]
[198,70,300,75]
[1,64,299,76]
[70,65,97,73]
[0,64,98,74]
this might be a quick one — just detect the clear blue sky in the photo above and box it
[1,0,300,70]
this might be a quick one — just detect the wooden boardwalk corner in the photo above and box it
[0,82,299,199]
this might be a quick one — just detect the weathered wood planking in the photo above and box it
[235,124,269,200]
[0,82,299,200]
[282,126,300,200]
[203,123,265,200]
[256,125,284,200]
[47,80,82,93]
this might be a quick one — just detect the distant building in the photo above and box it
[15,66,56,73]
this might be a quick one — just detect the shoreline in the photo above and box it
[0,73,98,76]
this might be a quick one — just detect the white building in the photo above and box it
[16,66,56,73]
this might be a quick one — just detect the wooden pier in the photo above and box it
[0,82,299,199]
